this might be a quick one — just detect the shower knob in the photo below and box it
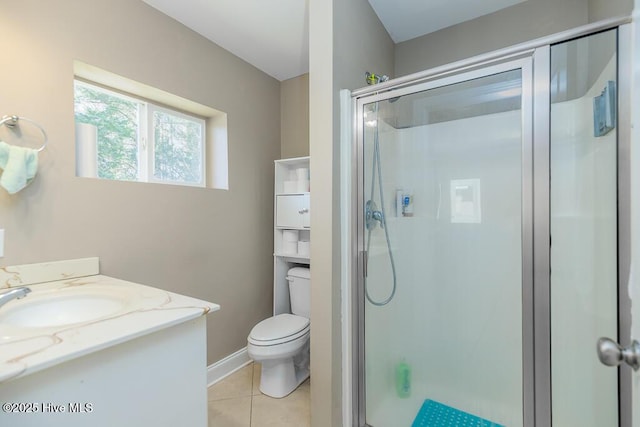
[365,200,384,230]
[596,337,640,371]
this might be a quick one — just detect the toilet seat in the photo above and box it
[248,314,310,347]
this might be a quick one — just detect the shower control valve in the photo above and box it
[365,200,384,230]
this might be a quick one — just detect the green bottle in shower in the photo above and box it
[395,360,411,398]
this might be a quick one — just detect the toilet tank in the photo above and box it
[287,267,310,318]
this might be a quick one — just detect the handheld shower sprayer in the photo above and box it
[364,100,397,307]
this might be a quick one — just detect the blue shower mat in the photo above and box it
[411,399,504,427]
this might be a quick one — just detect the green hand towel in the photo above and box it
[0,141,39,194]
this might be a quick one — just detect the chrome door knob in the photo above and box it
[597,337,640,371]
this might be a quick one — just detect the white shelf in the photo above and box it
[276,191,310,197]
[274,254,311,265]
[275,156,310,167]
[275,156,310,195]
[273,157,311,315]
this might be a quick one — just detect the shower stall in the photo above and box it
[349,20,631,427]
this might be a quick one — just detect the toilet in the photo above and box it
[247,267,310,398]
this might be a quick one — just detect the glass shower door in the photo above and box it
[359,62,531,427]
[550,29,619,427]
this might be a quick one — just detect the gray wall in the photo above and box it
[309,0,394,425]
[395,0,633,77]
[281,74,310,158]
[0,0,281,365]
[589,0,633,21]
[395,0,589,76]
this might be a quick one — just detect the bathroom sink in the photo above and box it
[0,286,132,328]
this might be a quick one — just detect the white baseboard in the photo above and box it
[207,347,252,387]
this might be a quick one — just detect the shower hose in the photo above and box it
[365,103,398,306]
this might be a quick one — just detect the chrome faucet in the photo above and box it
[0,287,31,309]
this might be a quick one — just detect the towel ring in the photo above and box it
[0,115,48,152]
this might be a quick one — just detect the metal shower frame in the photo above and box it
[349,16,632,427]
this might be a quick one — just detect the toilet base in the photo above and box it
[258,340,310,398]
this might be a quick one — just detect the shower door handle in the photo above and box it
[596,337,640,371]
[361,250,368,277]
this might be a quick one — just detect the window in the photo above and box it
[74,80,206,187]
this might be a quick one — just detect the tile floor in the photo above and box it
[208,363,310,427]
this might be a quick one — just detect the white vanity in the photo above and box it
[0,258,219,427]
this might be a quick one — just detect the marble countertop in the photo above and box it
[0,258,219,383]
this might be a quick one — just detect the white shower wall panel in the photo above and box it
[365,109,523,427]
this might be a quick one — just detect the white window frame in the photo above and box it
[74,80,206,188]
[147,104,206,187]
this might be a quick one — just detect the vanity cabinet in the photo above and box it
[1,318,208,427]
[0,258,218,427]
[273,157,310,315]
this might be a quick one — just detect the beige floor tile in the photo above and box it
[208,364,254,401]
[250,384,311,427]
[208,396,252,427]
[298,377,310,394]
[252,363,262,395]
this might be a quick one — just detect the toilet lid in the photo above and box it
[248,314,310,346]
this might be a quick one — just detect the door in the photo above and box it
[357,59,534,427]
[354,24,634,427]
[550,27,633,427]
